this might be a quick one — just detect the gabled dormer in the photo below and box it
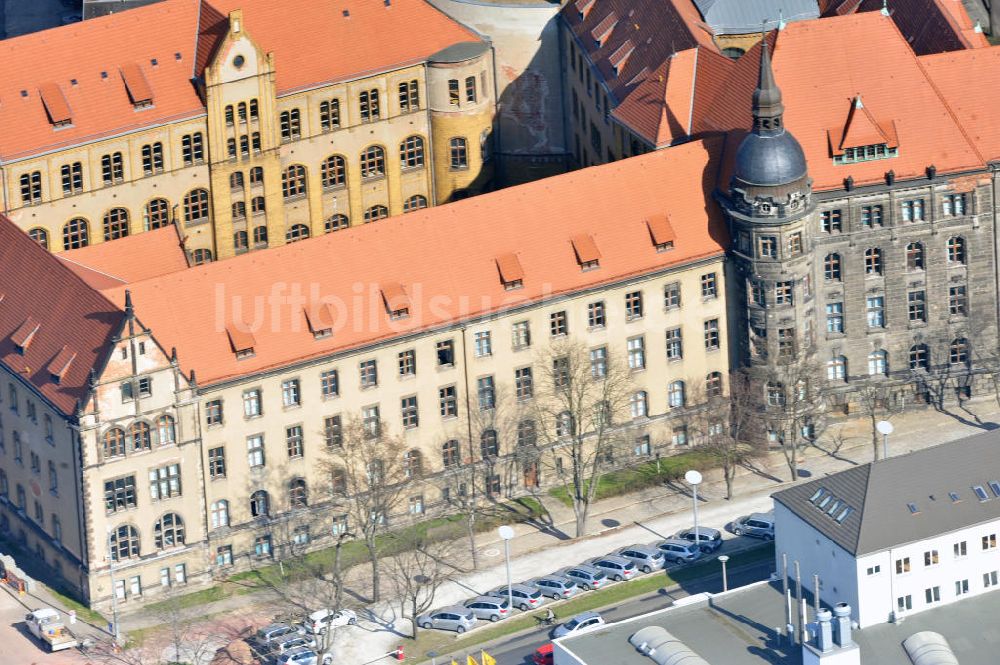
[827,95,899,165]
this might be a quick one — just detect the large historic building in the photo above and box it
[0,137,728,609]
[0,0,496,262]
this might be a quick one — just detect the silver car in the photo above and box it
[271,634,317,656]
[675,527,724,553]
[254,623,300,648]
[530,575,579,600]
[617,544,666,573]
[733,513,775,540]
[488,583,546,611]
[463,596,510,622]
[416,606,477,633]
[589,555,637,581]
[657,538,704,563]
[561,564,607,590]
[277,647,320,665]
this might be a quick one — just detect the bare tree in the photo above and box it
[323,417,410,602]
[689,371,766,499]
[752,358,826,482]
[530,340,634,537]
[854,381,903,461]
[384,533,457,639]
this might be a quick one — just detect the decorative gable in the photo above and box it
[827,95,899,164]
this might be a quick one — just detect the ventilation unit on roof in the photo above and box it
[907,502,920,515]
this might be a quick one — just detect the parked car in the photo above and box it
[617,544,666,573]
[271,634,317,656]
[253,623,301,648]
[589,555,637,581]
[463,596,510,622]
[303,608,358,634]
[675,527,724,553]
[533,643,554,665]
[561,565,607,591]
[488,583,545,611]
[656,539,703,564]
[530,575,579,600]
[733,512,775,540]
[552,611,606,639]
[277,647,319,665]
[416,606,477,633]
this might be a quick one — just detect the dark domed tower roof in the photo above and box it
[732,38,808,188]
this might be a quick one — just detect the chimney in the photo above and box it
[814,609,833,652]
[832,603,853,647]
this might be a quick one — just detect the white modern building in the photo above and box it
[773,432,1000,628]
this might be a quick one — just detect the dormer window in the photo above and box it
[829,95,898,165]
[47,347,76,384]
[226,325,256,360]
[571,234,601,271]
[304,303,335,339]
[120,63,154,110]
[381,283,410,320]
[496,253,524,291]
[11,317,39,354]
[645,214,676,253]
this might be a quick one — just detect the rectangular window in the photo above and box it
[473,332,492,358]
[321,370,340,398]
[243,389,262,418]
[666,328,683,360]
[954,541,967,558]
[436,339,455,366]
[955,579,970,596]
[983,533,997,550]
[778,327,795,359]
[826,302,844,333]
[897,595,912,612]
[908,291,926,322]
[104,476,137,513]
[627,337,645,370]
[866,565,881,576]
[363,405,380,438]
[985,571,999,588]
[401,396,419,428]
[149,464,181,500]
[866,296,885,328]
[774,281,793,306]
[286,425,304,457]
[439,385,458,418]
[625,291,643,319]
[821,209,842,233]
[515,367,534,399]
[101,152,124,186]
[590,347,608,378]
[61,162,83,195]
[205,399,223,425]
[759,236,777,258]
[949,285,968,317]
[550,311,568,336]
[787,233,803,256]
[663,283,681,309]
[895,557,911,574]
[216,545,233,567]
[120,381,134,402]
[672,426,688,446]
[255,535,272,557]
[477,375,496,410]
[247,434,265,467]
[701,273,718,299]
[208,447,226,479]
[325,415,343,448]
[861,204,883,228]
[281,379,301,407]
[587,301,606,327]
[902,198,924,222]
[942,193,966,216]
[360,359,378,388]
[512,321,531,349]
[182,133,204,165]
[704,319,720,350]
[923,549,939,566]
[924,586,941,604]
[391,352,415,381]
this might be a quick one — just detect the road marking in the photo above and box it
[482,548,501,558]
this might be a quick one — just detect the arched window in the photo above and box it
[480,429,499,458]
[705,371,723,398]
[868,350,888,376]
[404,449,423,478]
[364,205,388,224]
[359,89,380,122]
[279,109,301,141]
[766,382,785,407]
[403,195,427,213]
[282,165,307,199]
[286,224,310,243]
[330,467,347,495]
[103,208,130,241]
[183,189,210,224]
[129,422,151,451]
[109,524,139,561]
[360,145,385,178]
[906,242,925,270]
[325,214,349,233]
[155,415,176,446]
[234,230,249,251]
[224,104,234,126]
[250,489,270,517]
[517,420,537,447]
[249,166,264,185]
[950,338,969,365]
[823,253,841,281]
[63,218,89,250]
[449,137,468,169]
[28,228,48,249]
[668,381,686,408]
[947,236,966,264]
[289,478,308,508]
[20,171,42,204]
[253,226,268,246]
[154,513,185,549]
[320,99,341,130]
[230,172,244,191]
[144,198,170,230]
[321,155,346,189]
[909,344,929,370]
[827,356,848,381]
[400,136,425,168]
[864,248,882,276]
[442,439,460,467]
[103,428,126,458]
[237,102,247,122]
[210,500,229,529]
[630,391,648,418]
[232,201,247,219]
[191,248,213,265]
[251,196,266,215]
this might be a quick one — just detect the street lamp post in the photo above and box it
[876,420,894,460]
[106,527,121,644]
[718,555,730,592]
[498,525,515,614]
[685,470,703,551]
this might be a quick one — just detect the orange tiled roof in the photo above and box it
[0,0,479,161]
[56,224,189,289]
[0,216,123,415]
[835,0,987,54]
[920,46,1000,162]
[103,139,728,386]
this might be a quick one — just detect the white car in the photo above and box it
[552,611,605,638]
[304,608,358,634]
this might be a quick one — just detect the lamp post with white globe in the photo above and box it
[876,420,894,460]
[685,470,703,550]
[498,525,515,613]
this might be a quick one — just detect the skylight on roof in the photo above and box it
[973,485,989,501]
[990,481,1000,498]
[835,506,853,524]
[949,491,961,503]
[809,488,826,503]
[907,502,920,515]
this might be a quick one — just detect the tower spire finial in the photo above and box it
[752,33,784,134]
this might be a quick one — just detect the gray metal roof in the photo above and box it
[692,0,820,34]
[772,431,1000,556]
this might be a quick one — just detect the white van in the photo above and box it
[304,608,358,634]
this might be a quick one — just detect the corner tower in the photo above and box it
[720,36,815,371]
